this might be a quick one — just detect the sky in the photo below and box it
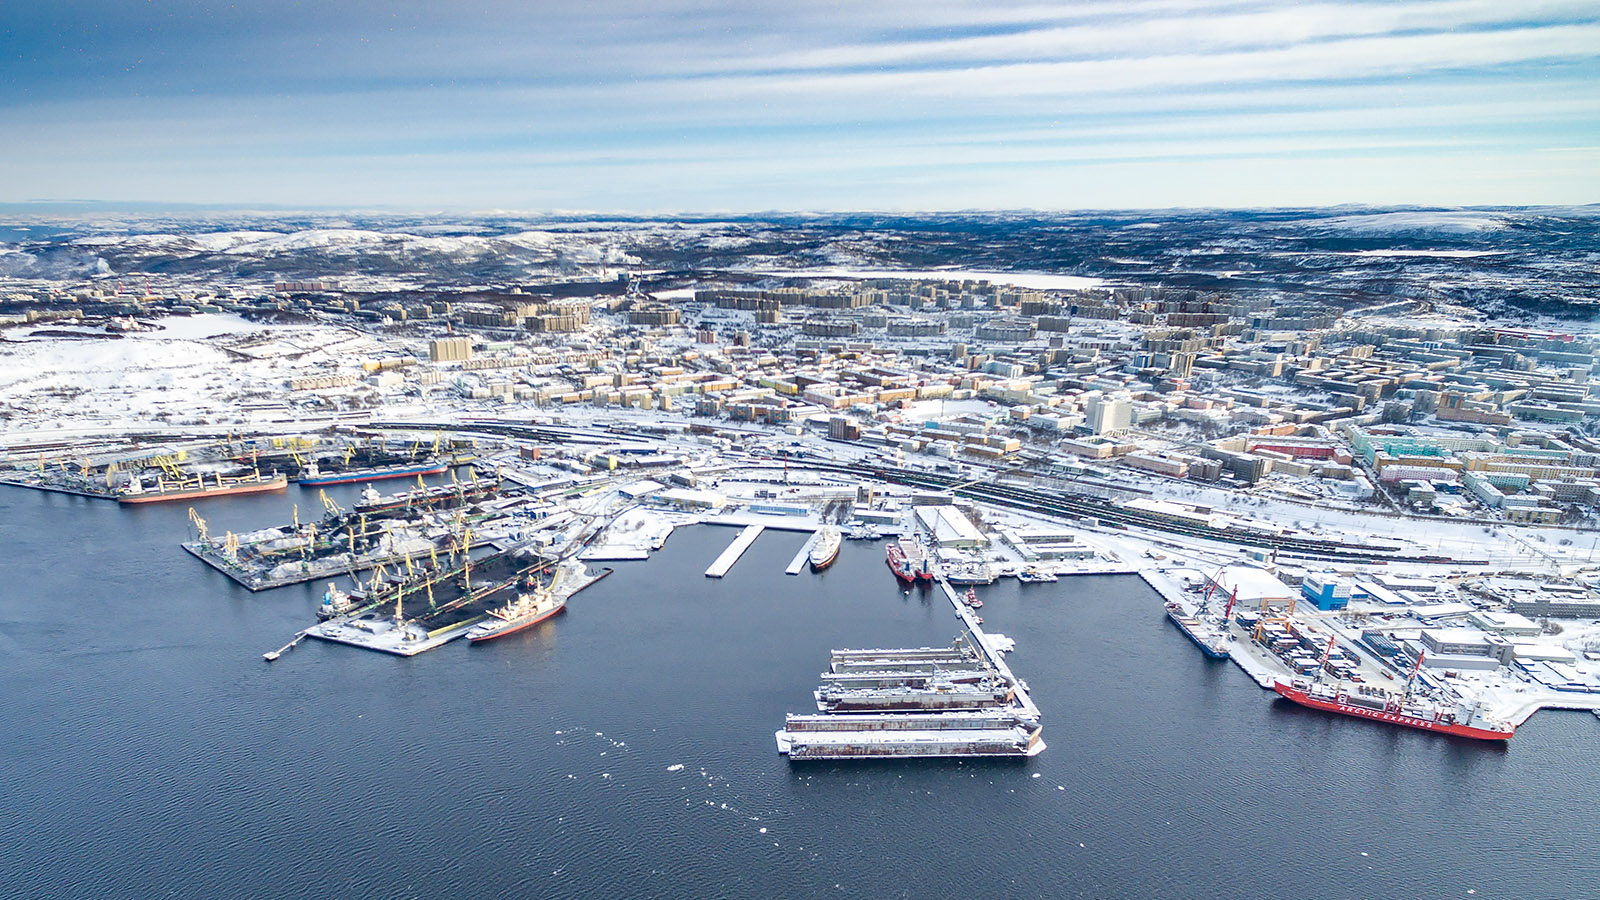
[2,0,1598,212]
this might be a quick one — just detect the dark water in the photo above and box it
[2,485,1598,900]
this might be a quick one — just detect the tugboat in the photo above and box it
[964,587,983,609]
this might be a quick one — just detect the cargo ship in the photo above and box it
[1272,678,1514,741]
[946,562,995,585]
[1165,601,1230,659]
[886,540,916,584]
[468,558,587,643]
[466,584,566,642]
[119,471,288,504]
[297,458,449,486]
[317,582,359,620]
[352,480,498,517]
[809,525,842,570]
[886,538,930,584]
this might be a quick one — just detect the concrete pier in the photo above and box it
[940,580,1041,719]
[785,531,818,575]
[705,524,764,578]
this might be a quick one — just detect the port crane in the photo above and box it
[187,507,210,548]
[320,490,344,518]
[1316,633,1338,679]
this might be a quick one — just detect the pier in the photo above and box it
[705,524,764,578]
[785,530,819,575]
[939,579,1041,719]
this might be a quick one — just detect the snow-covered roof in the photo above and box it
[1208,565,1291,603]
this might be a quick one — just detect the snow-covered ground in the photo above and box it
[0,315,389,434]
[744,267,1103,291]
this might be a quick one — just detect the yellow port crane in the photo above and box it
[320,490,344,517]
[150,454,184,479]
[187,508,210,547]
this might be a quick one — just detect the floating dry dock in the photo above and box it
[777,582,1044,760]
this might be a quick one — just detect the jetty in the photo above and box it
[705,524,764,578]
[785,530,819,575]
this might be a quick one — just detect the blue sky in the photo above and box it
[3,0,1597,211]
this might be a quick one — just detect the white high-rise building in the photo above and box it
[1086,393,1133,435]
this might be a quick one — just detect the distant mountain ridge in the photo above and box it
[1,207,1595,318]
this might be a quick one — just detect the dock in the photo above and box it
[940,579,1040,719]
[306,615,482,657]
[775,580,1045,759]
[298,561,609,658]
[785,530,819,575]
[0,477,118,500]
[705,524,764,578]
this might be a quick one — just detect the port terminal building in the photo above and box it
[1205,565,1293,607]
[913,505,987,549]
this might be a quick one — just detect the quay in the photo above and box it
[181,532,498,592]
[705,524,764,578]
[300,562,609,657]
[0,477,117,500]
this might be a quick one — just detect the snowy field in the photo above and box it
[0,314,389,435]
